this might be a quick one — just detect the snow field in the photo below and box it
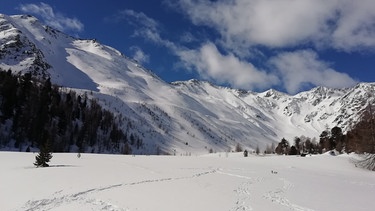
[0,152,374,211]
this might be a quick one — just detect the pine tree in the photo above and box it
[289,146,298,155]
[255,145,260,155]
[275,138,290,155]
[34,141,53,167]
[294,137,301,154]
[235,143,243,152]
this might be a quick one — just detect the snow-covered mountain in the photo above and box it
[1,14,374,154]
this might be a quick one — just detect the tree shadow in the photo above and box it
[48,164,78,168]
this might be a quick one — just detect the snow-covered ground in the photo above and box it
[1,152,374,211]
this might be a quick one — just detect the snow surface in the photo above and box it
[1,152,374,211]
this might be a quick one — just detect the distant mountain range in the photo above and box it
[1,14,374,154]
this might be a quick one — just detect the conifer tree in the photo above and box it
[255,145,260,155]
[34,141,53,167]
[275,138,290,155]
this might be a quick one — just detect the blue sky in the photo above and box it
[1,0,375,94]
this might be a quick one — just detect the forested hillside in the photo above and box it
[0,68,140,153]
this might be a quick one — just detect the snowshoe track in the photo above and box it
[18,169,217,211]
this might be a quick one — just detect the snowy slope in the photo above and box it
[1,152,374,211]
[1,14,374,155]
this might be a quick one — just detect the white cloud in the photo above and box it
[130,46,150,64]
[177,42,279,90]
[18,2,83,32]
[331,0,375,51]
[269,50,358,94]
[170,0,375,52]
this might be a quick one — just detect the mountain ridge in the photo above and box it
[1,13,374,154]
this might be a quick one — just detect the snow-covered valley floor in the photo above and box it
[1,152,374,211]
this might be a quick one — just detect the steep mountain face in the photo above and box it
[1,14,374,154]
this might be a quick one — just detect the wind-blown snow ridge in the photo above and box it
[1,13,374,154]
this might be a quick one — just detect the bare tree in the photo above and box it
[356,154,375,171]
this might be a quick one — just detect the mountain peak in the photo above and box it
[262,89,288,99]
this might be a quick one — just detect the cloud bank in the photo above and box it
[120,6,362,94]
[19,2,84,32]
[170,0,375,52]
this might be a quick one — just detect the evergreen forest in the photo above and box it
[0,68,139,154]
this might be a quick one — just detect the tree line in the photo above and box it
[0,68,142,154]
[272,103,375,170]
